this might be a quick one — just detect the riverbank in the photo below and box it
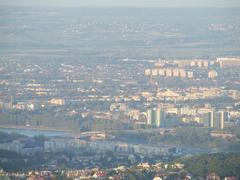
[0,125,76,137]
[0,124,72,133]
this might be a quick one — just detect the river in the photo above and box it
[0,127,71,137]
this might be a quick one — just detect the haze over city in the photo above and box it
[0,0,240,180]
[1,0,240,7]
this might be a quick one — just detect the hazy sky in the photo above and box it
[1,0,240,7]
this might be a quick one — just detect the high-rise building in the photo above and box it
[203,61,209,67]
[144,69,151,76]
[213,111,225,130]
[179,69,186,78]
[152,108,160,127]
[158,69,166,76]
[197,61,203,67]
[172,69,179,77]
[151,69,158,76]
[165,69,173,77]
[187,71,193,78]
[190,61,197,67]
[203,111,225,129]
[147,109,152,125]
[217,57,240,68]
[208,111,214,128]
[146,108,165,127]
[208,70,218,79]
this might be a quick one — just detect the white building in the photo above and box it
[208,70,218,79]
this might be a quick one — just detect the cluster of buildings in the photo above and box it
[0,97,65,111]
[130,106,227,130]
[0,57,240,132]
[0,133,177,158]
[0,160,238,180]
[175,59,210,68]
[44,137,175,157]
[145,68,194,78]
[0,130,186,175]
[145,57,240,80]
[217,57,240,68]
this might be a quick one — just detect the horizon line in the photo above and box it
[1,5,240,8]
